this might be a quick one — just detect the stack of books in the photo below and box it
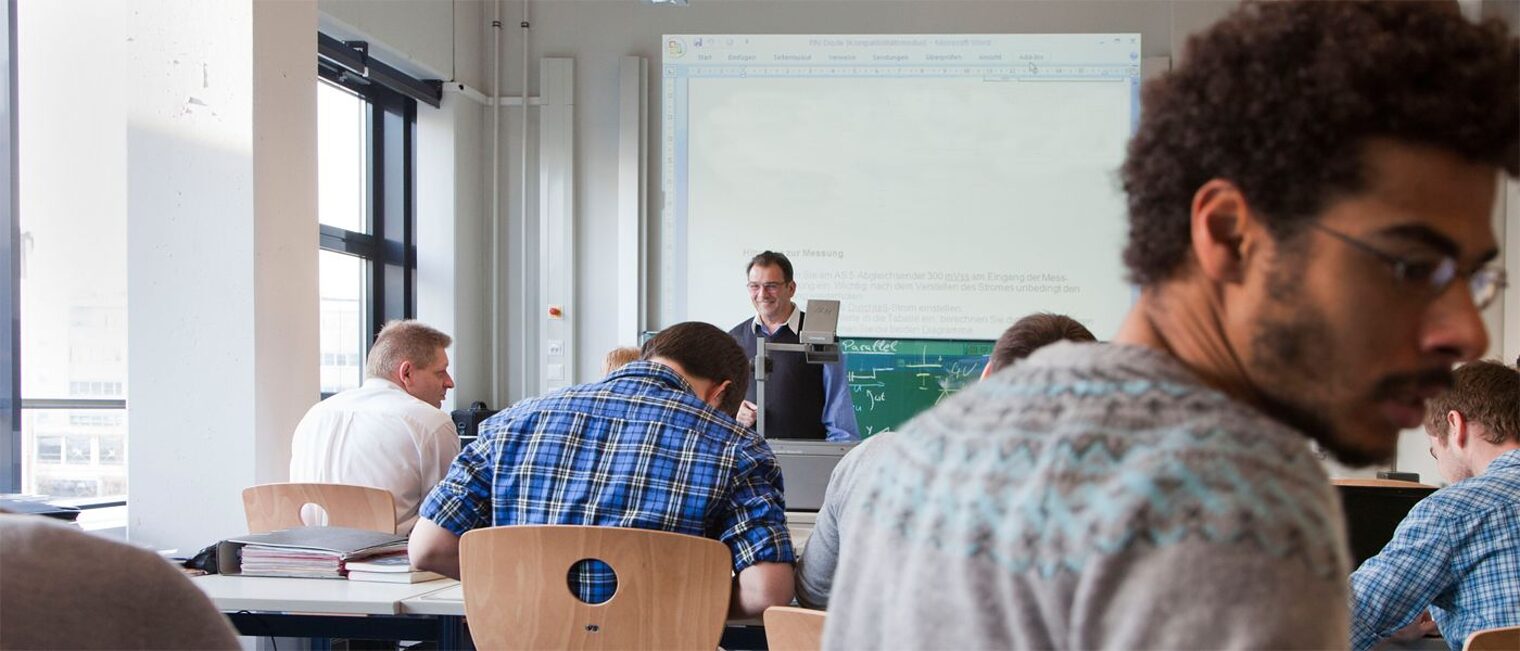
[345,553,444,584]
[219,526,408,579]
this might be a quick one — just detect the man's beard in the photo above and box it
[1247,260,1385,467]
[1249,305,1376,464]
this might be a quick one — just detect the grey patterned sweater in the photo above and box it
[823,342,1350,650]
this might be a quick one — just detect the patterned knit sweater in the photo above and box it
[823,342,1350,650]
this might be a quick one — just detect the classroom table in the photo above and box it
[192,575,470,648]
[195,574,769,650]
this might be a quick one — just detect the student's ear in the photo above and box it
[1190,179,1253,284]
[396,360,416,386]
[979,362,995,381]
[708,380,732,410]
[1448,410,1469,451]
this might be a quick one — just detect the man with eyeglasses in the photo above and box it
[727,250,859,441]
[1350,359,1520,651]
[824,2,1515,649]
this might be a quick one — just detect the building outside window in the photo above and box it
[11,2,127,502]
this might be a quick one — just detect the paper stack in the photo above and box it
[219,526,408,579]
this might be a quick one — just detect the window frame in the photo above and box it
[2,0,19,493]
[316,56,418,396]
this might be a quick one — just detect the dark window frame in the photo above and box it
[2,0,19,492]
[317,38,420,398]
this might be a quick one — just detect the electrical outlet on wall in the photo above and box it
[547,340,564,357]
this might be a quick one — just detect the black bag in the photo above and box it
[451,401,499,444]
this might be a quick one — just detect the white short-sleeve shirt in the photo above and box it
[289,378,461,534]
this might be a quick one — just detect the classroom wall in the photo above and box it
[319,0,459,86]
[316,0,500,408]
[499,0,1240,385]
[336,0,1517,480]
[416,89,491,413]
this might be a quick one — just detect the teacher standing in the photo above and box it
[728,251,860,441]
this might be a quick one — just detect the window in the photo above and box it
[34,436,60,464]
[316,38,419,397]
[99,435,123,465]
[5,2,128,501]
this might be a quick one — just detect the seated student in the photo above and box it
[978,313,1097,380]
[823,3,1514,648]
[289,320,460,535]
[0,514,240,649]
[601,345,642,376]
[409,322,794,618]
[795,312,1096,608]
[1350,359,1520,651]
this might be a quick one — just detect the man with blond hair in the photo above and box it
[290,320,459,534]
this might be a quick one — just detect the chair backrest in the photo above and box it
[241,483,395,534]
[459,525,731,650]
[764,606,826,651]
[1464,625,1520,651]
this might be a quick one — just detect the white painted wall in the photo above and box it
[127,0,318,552]
[318,0,489,91]
[319,0,497,410]
[416,88,490,412]
[319,0,455,82]
[501,0,1236,386]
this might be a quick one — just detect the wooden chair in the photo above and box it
[459,525,731,650]
[241,483,395,534]
[1332,478,1437,489]
[1464,625,1520,651]
[764,606,827,651]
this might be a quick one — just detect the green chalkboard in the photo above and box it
[841,338,993,437]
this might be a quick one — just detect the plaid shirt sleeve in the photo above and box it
[418,422,497,537]
[715,435,796,573]
[1349,497,1456,651]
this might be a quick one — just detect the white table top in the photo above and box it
[193,574,460,616]
[400,583,465,616]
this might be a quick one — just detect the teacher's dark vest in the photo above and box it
[728,313,828,440]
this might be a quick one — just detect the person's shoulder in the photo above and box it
[847,346,1343,577]
[0,514,173,576]
[1417,465,1520,520]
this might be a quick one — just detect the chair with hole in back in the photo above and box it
[241,483,395,534]
[764,606,827,651]
[1464,625,1520,651]
[460,525,732,650]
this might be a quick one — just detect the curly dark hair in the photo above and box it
[1121,0,1519,285]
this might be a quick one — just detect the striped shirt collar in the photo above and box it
[1486,448,1520,474]
[603,359,696,395]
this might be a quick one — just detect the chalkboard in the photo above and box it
[841,338,993,438]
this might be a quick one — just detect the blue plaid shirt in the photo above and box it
[420,361,795,603]
[1350,450,1520,650]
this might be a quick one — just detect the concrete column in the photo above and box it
[126,0,317,551]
